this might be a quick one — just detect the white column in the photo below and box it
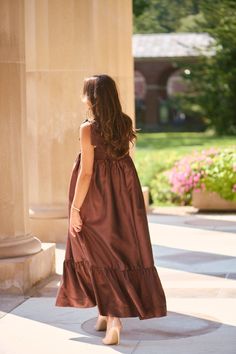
[0,0,55,294]
[25,0,135,242]
[0,0,41,259]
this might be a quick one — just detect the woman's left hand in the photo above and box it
[69,208,83,238]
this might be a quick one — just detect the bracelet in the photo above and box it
[72,205,81,212]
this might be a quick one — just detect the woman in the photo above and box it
[55,74,167,345]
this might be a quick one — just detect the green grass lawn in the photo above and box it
[134,131,236,205]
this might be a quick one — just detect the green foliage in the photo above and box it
[150,172,182,206]
[180,1,236,135]
[135,132,236,206]
[202,149,236,201]
[177,13,205,32]
[133,0,149,17]
[134,150,179,205]
[133,0,200,33]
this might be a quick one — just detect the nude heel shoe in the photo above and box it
[94,315,107,331]
[102,318,122,345]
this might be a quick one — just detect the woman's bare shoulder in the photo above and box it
[81,119,99,133]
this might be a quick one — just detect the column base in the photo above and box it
[0,243,55,294]
[0,234,42,259]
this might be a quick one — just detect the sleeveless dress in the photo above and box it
[55,118,167,320]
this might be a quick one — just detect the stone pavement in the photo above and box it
[1,207,236,354]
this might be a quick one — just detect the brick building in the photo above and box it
[133,33,214,131]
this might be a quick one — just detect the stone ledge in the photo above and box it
[0,243,56,295]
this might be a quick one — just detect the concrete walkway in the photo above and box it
[1,207,236,354]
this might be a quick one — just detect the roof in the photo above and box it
[132,33,215,59]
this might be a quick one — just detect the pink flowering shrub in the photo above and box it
[167,147,218,203]
[150,147,236,206]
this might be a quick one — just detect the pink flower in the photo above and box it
[167,147,222,198]
[206,157,213,164]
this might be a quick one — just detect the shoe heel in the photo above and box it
[116,327,120,344]
[102,325,121,345]
[94,316,107,331]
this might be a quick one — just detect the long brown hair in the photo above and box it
[81,74,138,158]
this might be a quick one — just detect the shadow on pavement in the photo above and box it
[153,244,236,280]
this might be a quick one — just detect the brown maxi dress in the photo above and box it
[55,118,167,320]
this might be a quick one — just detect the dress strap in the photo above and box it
[82,117,97,124]
[81,117,89,124]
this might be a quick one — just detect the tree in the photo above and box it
[133,0,200,33]
[180,0,236,134]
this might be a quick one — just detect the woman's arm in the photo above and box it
[72,122,94,210]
